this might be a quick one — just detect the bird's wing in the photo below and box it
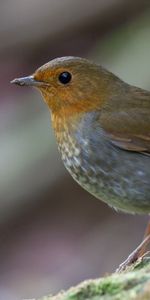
[100,88,150,154]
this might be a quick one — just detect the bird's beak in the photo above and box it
[10,75,48,87]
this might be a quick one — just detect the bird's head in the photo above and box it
[12,57,121,113]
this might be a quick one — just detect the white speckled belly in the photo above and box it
[55,112,150,214]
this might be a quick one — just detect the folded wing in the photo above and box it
[100,87,150,154]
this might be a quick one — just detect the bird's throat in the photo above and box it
[51,111,81,146]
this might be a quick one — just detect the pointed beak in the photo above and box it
[10,75,48,87]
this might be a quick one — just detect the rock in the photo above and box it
[37,258,150,300]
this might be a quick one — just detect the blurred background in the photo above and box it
[0,0,150,299]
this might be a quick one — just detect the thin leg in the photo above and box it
[116,219,150,273]
[138,220,150,257]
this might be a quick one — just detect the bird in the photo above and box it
[11,56,150,271]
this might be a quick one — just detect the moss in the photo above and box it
[38,258,150,300]
[67,279,122,299]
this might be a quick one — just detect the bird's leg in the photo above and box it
[116,219,150,273]
[138,219,150,257]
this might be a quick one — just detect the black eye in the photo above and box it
[58,71,72,84]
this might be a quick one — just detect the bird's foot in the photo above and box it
[116,234,150,273]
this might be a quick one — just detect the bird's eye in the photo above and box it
[58,72,72,84]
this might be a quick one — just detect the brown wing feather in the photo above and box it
[100,87,150,154]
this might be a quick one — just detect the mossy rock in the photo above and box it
[38,258,150,300]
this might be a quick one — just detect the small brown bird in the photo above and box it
[11,56,150,270]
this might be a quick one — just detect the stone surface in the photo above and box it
[38,258,150,300]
